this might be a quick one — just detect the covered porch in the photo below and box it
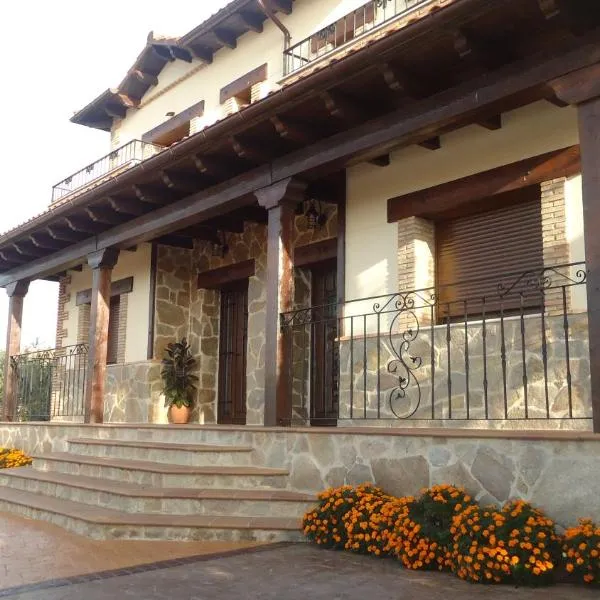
[2,0,600,434]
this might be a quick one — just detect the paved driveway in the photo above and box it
[1,544,596,600]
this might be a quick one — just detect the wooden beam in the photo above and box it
[378,62,408,93]
[239,11,263,33]
[160,170,202,193]
[85,206,124,225]
[47,225,83,243]
[387,145,581,222]
[13,242,42,258]
[132,184,168,205]
[538,0,560,19]
[231,136,269,162]
[368,154,391,167]
[214,28,237,49]
[294,238,337,268]
[104,104,127,119]
[84,248,119,424]
[550,63,600,106]
[476,115,502,130]
[320,90,363,123]
[192,155,231,178]
[188,44,213,64]
[0,250,27,265]
[2,280,29,421]
[255,177,306,426]
[131,70,159,87]
[108,197,149,216]
[152,44,175,62]
[76,276,134,306]
[64,216,104,234]
[270,115,315,144]
[269,0,292,15]
[170,46,193,63]
[30,233,63,250]
[418,137,441,151]
[197,259,255,289]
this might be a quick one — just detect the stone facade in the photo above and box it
[337,313,591,430]
[2,423,600,527]
[103,361,163,423]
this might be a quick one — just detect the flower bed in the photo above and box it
[303,483,599,587]
[0,448,32,469]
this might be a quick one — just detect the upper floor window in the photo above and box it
[142,100,205,147]
[220,64,268,115]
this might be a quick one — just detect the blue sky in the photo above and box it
[0,0,230,350]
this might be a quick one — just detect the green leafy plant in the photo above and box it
[161,338,198,408]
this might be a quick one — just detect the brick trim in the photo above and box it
[55,275,72,349]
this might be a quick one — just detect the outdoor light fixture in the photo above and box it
[212,230,229,258]
[165,111,176,117]
[305,199,327,230]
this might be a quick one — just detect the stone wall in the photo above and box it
[103,361,163,423]
[2,423,599,527]
[336,312,591,430]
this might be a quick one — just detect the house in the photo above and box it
[0,0,599,541]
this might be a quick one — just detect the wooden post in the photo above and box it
[2,280,29,421]
[255,178,306,426]
[84,248,119,423]
[552,63,600,433]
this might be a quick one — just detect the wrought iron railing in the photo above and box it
[283,0,432,76]
[51,140,163,203]
[9,344,88,421]
[281,262,591,425]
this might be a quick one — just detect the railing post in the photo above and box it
[551,65,600,433]
[2,280,30,421]
[255,178,307,426]
[84,248,119,424]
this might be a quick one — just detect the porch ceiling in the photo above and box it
[1,0,600,285]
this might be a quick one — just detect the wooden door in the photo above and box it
[310,262,339,425]
[217,282,248,425]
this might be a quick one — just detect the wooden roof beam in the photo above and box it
[170,46,193,63]
[64,216,104,234]
[160,170,203,193]
[214,28,237,50]
[188,45,213,64]
[108,197,149,216]
[0,250,27,265]
[13,241,43,258]
[132,70,159,87]
[418,137,441,151]
[193,155,231,178]
[538,0,560,19]
[320,90,364,123]
[132,184,170,205]
[270,115,316,144]
[47,225,84,243]
[476,115,502,131]
[85,206,125,225]
[230,136,270,163]
[30,233,64,250]
[239,11,263,33]
[369,154,391,167]
[269,0,292,15]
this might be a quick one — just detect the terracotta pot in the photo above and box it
[169,404,191,424]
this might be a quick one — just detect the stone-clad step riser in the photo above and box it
[33,458,288,489]
[66,442,254,467]
[0,475,312,516]
[0,499,303,542]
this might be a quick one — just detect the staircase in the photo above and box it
[0,436,313,541]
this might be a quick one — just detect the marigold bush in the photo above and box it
[302,484,385,549]
[392,484,476,571]
[562,519,600,585]
[451,500,560,585]
[0,448,32,469]
[343,492,413,557]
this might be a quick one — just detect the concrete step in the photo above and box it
[32,453,289,489]
[66,438,254,467]
[0,468,315,517]
[0,486,302,542]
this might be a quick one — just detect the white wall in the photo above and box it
[63,244,152,363]
[346,101,581,307]
[566,174,586,311]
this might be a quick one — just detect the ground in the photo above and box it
[0,513,596,599]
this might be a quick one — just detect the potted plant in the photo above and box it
[161,338,198,424]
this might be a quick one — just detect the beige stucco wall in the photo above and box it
[115,0,382,145]
[62,244,152,363]
[346,101,581,315]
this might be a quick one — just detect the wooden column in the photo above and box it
[2,281,29,421]
[255,178,306,426]
[552,63,600,433]
[84,248,119,423]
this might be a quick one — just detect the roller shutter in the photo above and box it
[106,296,121,365]
[436,185,544,319]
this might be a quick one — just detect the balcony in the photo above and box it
[51,140,163,205]
[283,0,433,76]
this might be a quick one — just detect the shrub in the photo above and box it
[562,519,600,585]
[344,493,413,557]
[393,484,476,571]
[0,448,32,469]
[451,500,560,585]
[302,484,386,549]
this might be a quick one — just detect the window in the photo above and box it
[142,100,205,147]
[106,296,121,365]
[436,185,544,319]
[220,64,267,114]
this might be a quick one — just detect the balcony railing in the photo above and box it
[8,344,88,421]
[281,262,592,426]
[51,140,163,204]
[283,0,432,76]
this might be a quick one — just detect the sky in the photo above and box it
[0,0,230,351]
